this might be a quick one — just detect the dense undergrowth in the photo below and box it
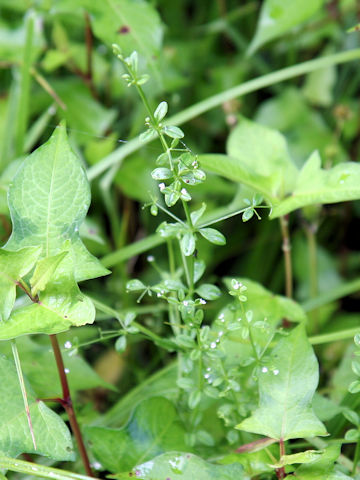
[1,1,360,479]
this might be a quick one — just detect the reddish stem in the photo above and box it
[50,335,94,477]
[275,438,286,479]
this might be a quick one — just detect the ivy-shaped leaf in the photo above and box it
[0,247,40,321]
[85,397,188,473]
[113,452,245,480]
[270,151,360,218]
[237,324,327,440]
[5,123,110,282]
[0,354,74,460]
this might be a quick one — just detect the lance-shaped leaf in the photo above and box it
[5,123,110,282]
[270,151,360,218]
[85,397,188,473]
[0,261,95,340]
[237,324,327,440]
[0,354,74,460]
[200,117,298,202]
[0,247,41,321]
[113,452,245,480]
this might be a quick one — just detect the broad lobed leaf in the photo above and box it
[237,324,327,440]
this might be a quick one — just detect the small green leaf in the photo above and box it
[140,128,157,142]
[85,397,188,473]
[348,380,360,394]
[237,325,327,440]
[154,101,168,122]
[115,336,127,353]
[196,284,221,301]
[163,125,184,139]
[242,208,254,222]
[188,390,201,409]
[190,203,206,226]
[199,227,226,246]
[126,279,146,291]
[0,355,74,460]
[181,232,196,257]
[113,452,246,480]
[151,167,173,180]
[30,251,68,297]
[0,247,41,321]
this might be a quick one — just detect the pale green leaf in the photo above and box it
[0,256,95,340]
[30,251,68,297]
[292,445,346,480]
[271,450,323,468]
[199,227,226,245]
[200,117,298,201]
[85,397,188,472]
[5,124,110,281]
[0,354,74,460]
[248,0,325,54]
[0,247,41,321]
[113,452,245,480]
[271,151,360,218]
[237,324,327,440]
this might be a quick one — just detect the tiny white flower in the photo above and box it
[159,182,165,191]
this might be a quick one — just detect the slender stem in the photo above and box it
[181,200,195,295]
[303,221,319,332]
[88,48,360,180]
[49,335,94,477]
[309,327,360,345]
[0,455,94,480]
[167,240,181,335]
[155,202,186,225]
[279,215,292,299]
[15,13,34,156]
[11,340,36,450]
[353,434,360,475]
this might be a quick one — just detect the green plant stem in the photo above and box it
[302,278,360,312]
[49,335,94,477]
[182,200,195,295]
[0,455,94,480]
[309,327,360,345]
[87,48,360,180]
[15,12,34,156]
[353,436,360,475]
[167,240,181,335]
[304,222,319,331]
[279,215,293,300]
[11,339,36,450]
